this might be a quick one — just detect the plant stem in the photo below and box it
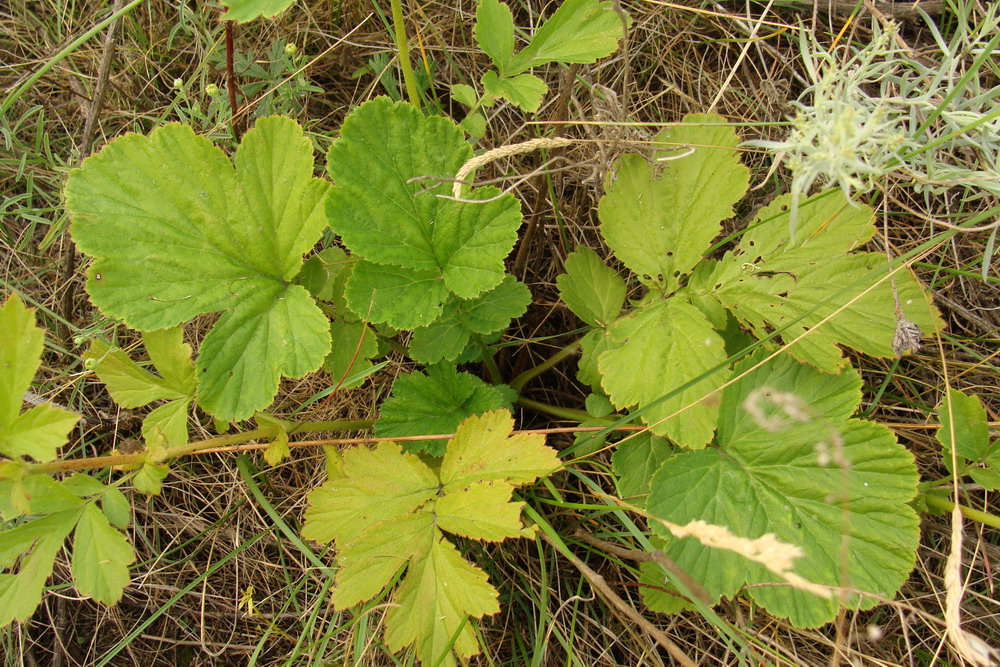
[517,397,592,422]
[923,492,1000,530]
[390,0,420,108]
[27,419,375,474]
[509,339,582,392]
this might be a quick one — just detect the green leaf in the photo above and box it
[440,410,559,490]
[557,246,627,326]
[61,473,107,497]
[219,0,294,22]
[936,389,991,474]
[507,0,627,75]
[410,275,530,364]
[101,487,132,529]
[460,112,487,138]
[142,327,196,395]
[970,465,1000,491]
[141,399,190,449]
[599,300,727,448]
[376,366,515,456]
[481,71,548,112]
[577,327,611,389]
[0,292,42,424]
[599,116,749,293]
[384,535,500,667]
[133,462,169,496]
[450,84,479,108]
[326,98,522,301]
[0,293,79,462]
[325,320,378,389]
[86,341,186,409]
[645,352,920,627]
[345,261,449,330]
[435,480,531,540]
[66,117,332,420]
[474,0,515,73]
[298,246,351,307]
[71,503,135,604]
[611,432,673,503]
[710,194,943,372]
[0,510,77,627]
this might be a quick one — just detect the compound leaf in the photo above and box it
[376,366,515,456]
[599,116,748,293]
[475,0,515,73]
[645,352,920,627]
[0,510,77,627]
[66,117,331,420]
[71,503,135,604]
[557,246,627,326]
[327,98,521,300]
[332,511,434,609]
[598,299,727,449]
[507,0,627,75]
[711,194,942,372]
[0,293,79,462]
[435,480,531,541]
[303,410,555,667]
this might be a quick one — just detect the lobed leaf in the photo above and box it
[376,366,515,456]
[327,98,521,306]
[936,389,992,474]
[598,299,727,449]
[66,117,331,420]
[219,0,294,22]
[599,116,749,293]
[646,352,920,627]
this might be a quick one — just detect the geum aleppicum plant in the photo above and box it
[558,114,944,626]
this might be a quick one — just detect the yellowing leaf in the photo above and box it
[439,411,560,491]
[436,480,532,541]
[384,536,500,667]
[332,511,435,609]
[302,441,438,544]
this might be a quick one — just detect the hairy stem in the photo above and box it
[509,339,582,392]
[924,492,1000,530]
[390,0,420,107]
[27,419,374,474]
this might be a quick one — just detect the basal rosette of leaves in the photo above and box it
[638,351,921,627]
[562,113,942,449]
[65,116,332,421]
[325,97,530,363]
[302,410,560,667]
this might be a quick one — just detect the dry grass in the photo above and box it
[1,0,998,665]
